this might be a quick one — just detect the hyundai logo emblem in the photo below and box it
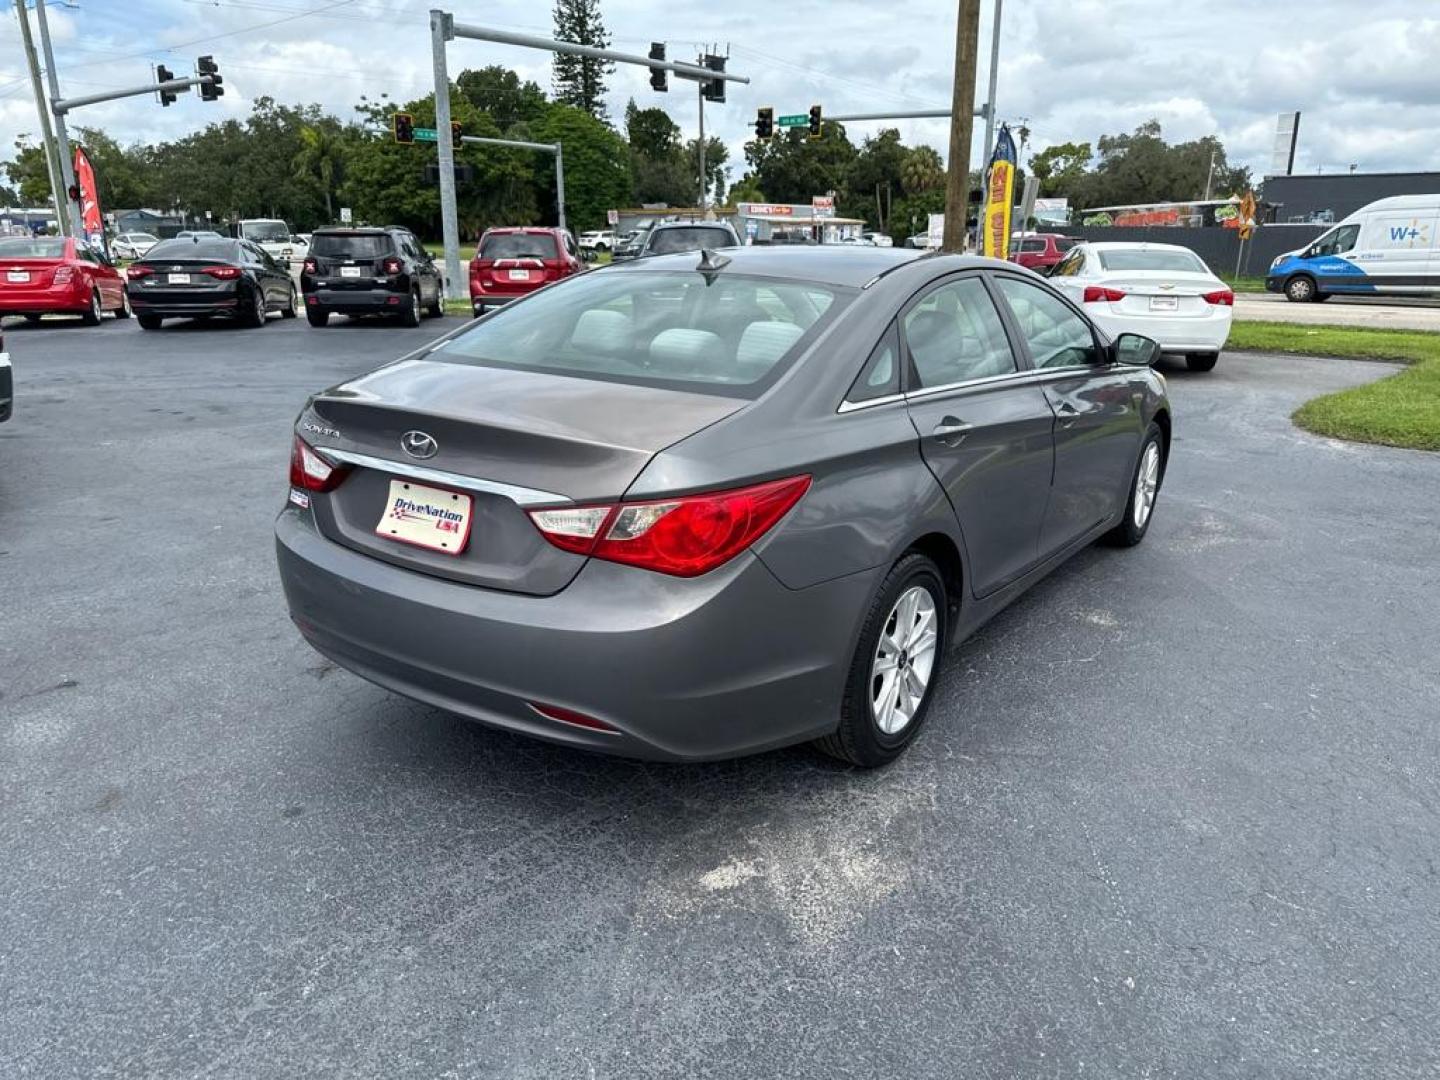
[401,430,438,459]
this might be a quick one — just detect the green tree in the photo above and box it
[1028,141,1092,198]
[841,128,908,229]
[743,123,856,206]
[294,120,347,224]
[534,102,630,229]
[458,66,549,129]
[685,135,727,205]
[552,0,613,120]
[625,99,689,205]
[728,173,764,204]
[900,146,943,195]
[5,139,53,204]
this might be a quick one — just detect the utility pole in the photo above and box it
[35,0,82,239]
[430,9,463,302]
[981,0,1003,162]
[697,75,706,212]
[13,0,69,236]
[1203,149,1217,201]
[943,0,982,253]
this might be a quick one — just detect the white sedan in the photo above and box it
[1046,242,1232,372]
[111,232,160,260]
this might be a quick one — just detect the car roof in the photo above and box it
[652,221,733,230]
[483,226,561,235]
[605,244,928,287]
[312,226,393,234]
[1079,241,1199,253]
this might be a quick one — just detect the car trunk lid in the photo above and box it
[1100,272,1218,317]
[302,359,747,595]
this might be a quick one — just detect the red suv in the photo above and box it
[1011,233,1077,273]
[470,227,582,315]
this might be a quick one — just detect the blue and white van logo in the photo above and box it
[1388,220,1431,246]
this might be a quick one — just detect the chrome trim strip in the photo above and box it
[837,392,905,414]
[838,365,1106,414]
[313,447,572,507]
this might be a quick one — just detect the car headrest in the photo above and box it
[736,321,804,376]
[648,328,726,374]
[569,309,631,356]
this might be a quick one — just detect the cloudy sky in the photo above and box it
[3,0,1438,198]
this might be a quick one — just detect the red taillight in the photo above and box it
[382,256,403,275]
[303,257,317,274]
[1082,285,1126,303]
[528,702,620,734]
[527,475,812,577]
[53,265,75,284]
[125,265,152,279]
[1202,288,1234,306]
[203,266,241,279]
[288,436,348,493]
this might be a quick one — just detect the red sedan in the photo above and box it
[0,236,129,324]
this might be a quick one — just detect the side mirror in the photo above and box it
[1114,333,1161,367]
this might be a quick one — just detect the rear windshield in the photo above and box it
[481,232,558,260]
[0,238,65,258]
[312,232,393,259]
[430,271,848,398]
[1097,249,1206,273]
[147,239,238,261]
[648,227,734,255]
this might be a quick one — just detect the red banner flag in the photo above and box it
[73,145,103,243]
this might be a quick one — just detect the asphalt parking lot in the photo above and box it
[3,313,1439,1079]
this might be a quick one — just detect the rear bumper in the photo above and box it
[304,287,407,312]
[470,294,518,314]
[0,283,88,314]
[275,507,874,761]
[1088,307,1233,353]
[128,293,239,318]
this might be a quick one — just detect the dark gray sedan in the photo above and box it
[276,247,1170,765]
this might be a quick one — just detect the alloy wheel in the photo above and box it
[869,585,939,735]
[1134,441,1161,528]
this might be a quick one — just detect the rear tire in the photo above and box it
[306,307,328,328]
[399,287,422,327]
[137,313,163,330]
[426,290,445,318]
[1103,422,1165,548]
[243,285,267,328]
[815,553,947,768]
[81,288,102,326]
[281,285,299,318]
[1185,352,1218,372]
[115,291,132,319]
[1284,275,1317,303]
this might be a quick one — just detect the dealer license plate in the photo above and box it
[340,266,363,278]
[168,273,191,285]
[507,269,530,281]
[375,479,472,555]
[1149,295,1178,311]
[6,270,29,283]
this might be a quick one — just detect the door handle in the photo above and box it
[932,417,973,445]
[1054,399,1080,428]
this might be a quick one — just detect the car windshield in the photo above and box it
[481,232,558,260]
[648,227,734,255]
[0,238,65,258]
[311,232,392,259]
[243,222,291,243]
[147,239,238,261]
[429,270,848,398]
[1097,249,1206,273]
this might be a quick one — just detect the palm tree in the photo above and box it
[900,147,944,195]
[294,124,345,224]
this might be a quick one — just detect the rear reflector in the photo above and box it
[528,702,620,734]
[1202,289,1235,306]
[527,475,811,577]
[288,435,348,492]
[1082,285,1126,303]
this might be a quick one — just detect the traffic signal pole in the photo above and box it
[34,0,81,239]
[12,1,69,237]
[460,135,568,234]
[430,10,463,302]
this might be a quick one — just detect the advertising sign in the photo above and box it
[73,145,104,249]
[981,124,1017,261]
[926,213,945,249]
[742,203,793,217]
[606,208,619,226]
[812,195,835,219]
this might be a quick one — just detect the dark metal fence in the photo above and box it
[1060,224,1329,277]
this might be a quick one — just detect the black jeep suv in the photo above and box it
[300,226,444,327]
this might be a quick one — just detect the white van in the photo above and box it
[1265,194,1438,302]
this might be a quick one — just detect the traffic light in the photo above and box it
[648,42,667,93]
[197,55,223,102]
[808,104,823,140]
[156,65,177,107]
[392,112,414,145]
[451,121,463,145]
[755,107,774,141]
[67,184,80,203]
[701,54,726,104]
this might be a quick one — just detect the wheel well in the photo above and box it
[906,532,964,623]
[1152,408,1172,478]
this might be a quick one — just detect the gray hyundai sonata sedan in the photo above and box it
[276,246,1170,766]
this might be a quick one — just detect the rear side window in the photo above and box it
[481,232,558,260]
[0,238,65,258]
[847,322,901,403]
[312,233,393,259]
[648,227,734,255]
[902,277,1016,389]
[1019,239,1047,253]
[430,271,848,398]
[1096,249,1206,273]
